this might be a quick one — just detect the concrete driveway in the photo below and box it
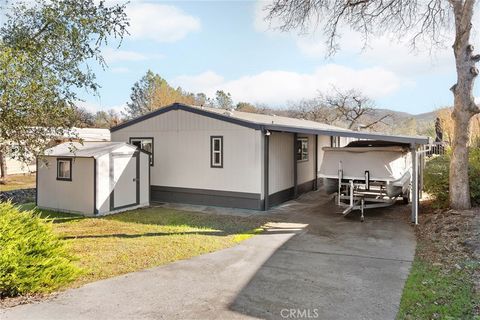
[0,192,415,320]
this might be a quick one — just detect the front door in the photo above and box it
[111,153,139,210]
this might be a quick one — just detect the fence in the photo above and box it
[427,141,447,157]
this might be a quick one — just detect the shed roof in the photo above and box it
[43,142,134,159]
[111,103,430,145]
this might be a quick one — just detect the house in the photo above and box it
[110,103,428,212]
[36,142,150,215]
[4,128,110,176]
[36,102,430,219]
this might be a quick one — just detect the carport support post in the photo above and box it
[263,131,270,211]
[411,144,418,224]
[314,135,318,191]
[293,133,298,198]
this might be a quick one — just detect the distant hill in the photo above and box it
[412,111,437,122]
[374,109,437,122]
[358,108,437,136]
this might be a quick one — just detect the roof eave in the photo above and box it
[110,103,430,145]
[110,103,263,132]
[264,124,430,145]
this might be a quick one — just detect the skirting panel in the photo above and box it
[267,178,319,208]
[151,186,263,210]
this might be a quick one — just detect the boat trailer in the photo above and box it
[334,167,408,222]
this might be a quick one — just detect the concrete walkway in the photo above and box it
[0,192,416,320]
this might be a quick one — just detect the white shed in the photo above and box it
[37,142,150,216]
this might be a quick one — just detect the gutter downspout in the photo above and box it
[314,135,318,190]
[293,133,298,198]
[263,129,270,211]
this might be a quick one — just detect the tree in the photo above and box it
[236,102,258,113]
[123,70,161,119]
[194,93,208,106]
[123,70,197,119]
[0,0,128,179]
[72,106,95,128]
[396,117,419,136]
[287,89,390,130]
[267,0,479,209]
[437,107,480,146]
[324,89,391,130]
[288,98,338,124]
[94,110,122,128]
[215,90,233,109]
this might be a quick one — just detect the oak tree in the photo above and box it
[0,0,128,179]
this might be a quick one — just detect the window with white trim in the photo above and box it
[210,136,223,168]
[130,137,154,166]
[330,136,341,147]
[57,158,72,181]
[296,138,308,161]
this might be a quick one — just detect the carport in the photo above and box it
[261,124,431,224]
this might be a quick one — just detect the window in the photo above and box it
[57,158,72,181]
[210,136,223,168]
[330,136,341,148]
[130,137,154,166]
[296,138,308,161]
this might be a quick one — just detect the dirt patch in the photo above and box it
[417,203,479,267]
[415,202,480,314]
[0,293,56,309]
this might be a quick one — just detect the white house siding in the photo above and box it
[111,109,263,209]
[37,157,94,215]
[297,134,316,186]
[267,132,324,207]
[317,135,332,181]
[268,132,294,195]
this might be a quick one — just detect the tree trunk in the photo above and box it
[449,0,478,209]
[0,151,6,183]
[450,110,472,209]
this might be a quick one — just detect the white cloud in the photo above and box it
[174,65,403,106]
[254,0,455,76]
[102,48,147,63]
[173,71,225,92]
[296,31,453,76]
[127,3,201,42]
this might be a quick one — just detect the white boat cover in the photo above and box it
[318,146,411,182]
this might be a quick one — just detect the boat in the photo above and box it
[318,140,412,221]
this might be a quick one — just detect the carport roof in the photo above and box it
[111,103,431,145]
[43,142,135,159]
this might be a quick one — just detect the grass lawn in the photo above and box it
[397,256,478,319]
[0,174,36,192]
[21,203,266,287]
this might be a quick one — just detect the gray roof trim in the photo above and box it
[39,154,94,159]
[110,103,263,132]
[264,124,431,145]
[111,103,430,145]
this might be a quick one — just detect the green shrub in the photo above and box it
[0,202,79,297]
[424,148,480,208]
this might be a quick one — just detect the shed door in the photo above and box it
[111,153,139,210]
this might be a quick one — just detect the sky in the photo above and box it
[71,0,477,115]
